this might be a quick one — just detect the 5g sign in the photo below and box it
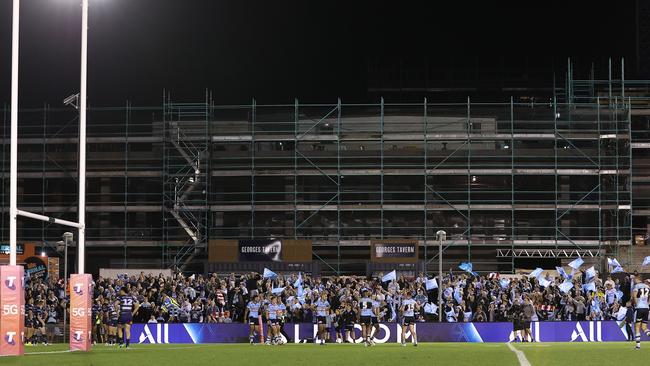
[2,305,18,315]
[71,307,91,317]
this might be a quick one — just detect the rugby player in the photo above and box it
[358,289,374,346]
[245,294,262,344]
[400,291,418,347]
[313,292,330,345]
[116,288,139,349]
[632,278,650,349]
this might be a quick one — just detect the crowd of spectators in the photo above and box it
[23,266,638,332]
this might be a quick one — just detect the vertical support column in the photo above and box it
[77,0,88,274]
[467,97,471,262]
[293,99,298,239]
[608,57,613,103]
[251,99,256,239]
[510,97,515,273]
[69,273,92,352]
[9,0,20,268]
[42,104,47,246]
[124,101,129,266]
[627,98,634,264]
[553,96,558,249]
[622,58,625,100]
[337,98,342,274]
[423,97,428,274]
[380,98,384,239]
[597,98,602,267]
[0,266,24,356]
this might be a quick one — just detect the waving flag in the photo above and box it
[425,278,438,290]
[382,270,397,282]
[612,266,625,274]
[528,268,544,278]
[459,262,473,273]
[582,282,596,293]
[424,303,439,315]
[559,281,573,294]
[607,258,621,268]
[271,287,285,294]
[263,268,278,279]
[585,266,596,281]
[643,256,650,267]
[556,266,569,279]
[499,278,510,289]
[538,277,551,287]
[568,258,584,270]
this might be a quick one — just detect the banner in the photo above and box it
[69,274,93,352]
[374,243,417,258]
[130,321,650,344]
[371,240,418,263]
[0,265,25,356]
[238,239,282,262]
[24,256,48,279]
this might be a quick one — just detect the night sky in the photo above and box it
[0,1,640,107]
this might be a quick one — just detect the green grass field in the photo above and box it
[1,342,648,366]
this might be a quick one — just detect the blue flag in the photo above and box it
[612,266,625,274]
[556,266,569,279]
[271,287,285,295]
[459,262,473,273]
[528,268,543,278]
[263,268,278,279]
[559,281,573,294]
[585,266,596,281]
[607,258,621,268]
[538,277,551,287]
[382,270,397,282]
[643,256,650,267]
[499,279,510,289]
[294,272,304,297]
[582,282,596,293]
[568,258,584,270]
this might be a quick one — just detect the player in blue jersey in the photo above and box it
[358,288,374,346]
[400,291,419,347]
[107,301,119,346]
[116,288,139,349]
[265,296,284,345]
[245,294,262,344]
[313,292,330,345]
[632,278,650,349]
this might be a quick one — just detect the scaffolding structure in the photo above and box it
[1,63,648,275]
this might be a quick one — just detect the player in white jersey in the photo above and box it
[400,291,418,347]
[632,278,650,349]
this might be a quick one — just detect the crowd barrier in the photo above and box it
[130,321,649,344]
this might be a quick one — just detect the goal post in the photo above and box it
[1,0,92,356]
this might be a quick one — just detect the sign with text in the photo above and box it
[69,273,92,352]
[238,239,283,262]
[371,240,418,263]
[130,321,648,344]
[0,265,25,356]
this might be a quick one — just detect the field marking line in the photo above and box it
[25,350,73,355]
[507,343,532,366]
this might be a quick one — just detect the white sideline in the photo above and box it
[507,343,532,366]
